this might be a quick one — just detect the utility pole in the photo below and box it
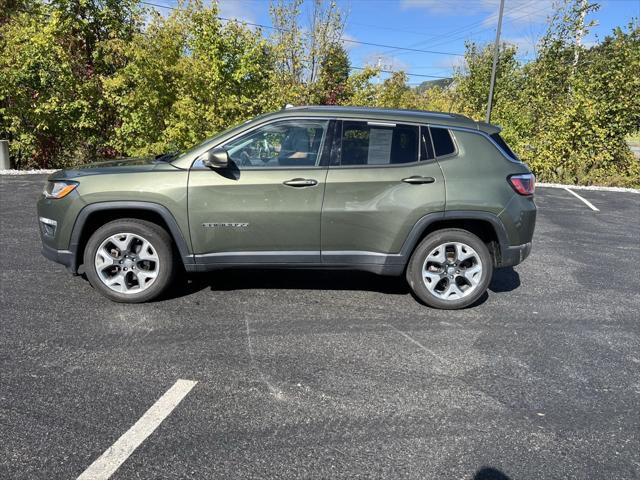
[485,0,506,124]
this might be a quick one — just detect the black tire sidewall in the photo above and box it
[407,229,493,310]
[83,219,175,303]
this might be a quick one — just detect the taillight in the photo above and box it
[508,173,535,195]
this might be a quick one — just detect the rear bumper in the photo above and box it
[500,241,532,267]
[41,243,77,273]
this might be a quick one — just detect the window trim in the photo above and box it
[191,116,333,171]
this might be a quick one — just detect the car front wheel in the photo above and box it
[83,219,175,303]
[406,228,493,309]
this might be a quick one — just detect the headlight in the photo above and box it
[43,181,78,199]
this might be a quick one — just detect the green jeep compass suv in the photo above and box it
[37,106,536,309]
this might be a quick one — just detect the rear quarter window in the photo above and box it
[490,133,520,161]
[430,127,456,157]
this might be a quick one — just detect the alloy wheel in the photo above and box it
[421,241,483,300]
[94,232,160,294]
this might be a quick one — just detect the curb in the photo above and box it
[0,169,57,175]
[537,182,639,194]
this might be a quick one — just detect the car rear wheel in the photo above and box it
[84,219,175,303]
[406,229,493,309]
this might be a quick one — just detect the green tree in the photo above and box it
[317,43,350,104]
[269,0,346,104]
[104,2,277,156]
[439,1,639,186]
[0,0,140,168]
[376,72,416,109]
[515,3,639,185]
[452,42,522,120]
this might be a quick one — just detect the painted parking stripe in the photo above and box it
[385,323,446,374]
[563,187,600,211]
[77,379,198,480]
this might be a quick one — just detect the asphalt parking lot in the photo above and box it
[1,175,639,479]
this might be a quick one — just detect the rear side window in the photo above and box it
[490,133,519,161]
[340,121,419,166]
[430,127,456,157]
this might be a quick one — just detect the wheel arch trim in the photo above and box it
[399,210,510,262]
[68,201,194,273]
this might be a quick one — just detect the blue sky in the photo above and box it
[156,0,639,85]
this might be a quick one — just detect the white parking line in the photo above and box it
[538,182,639,194]
[77,379,198,480]
[384,323,446,374]
[563,187,600,211]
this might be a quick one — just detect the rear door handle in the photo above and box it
[402,176,436,185]
[283,178,318,187]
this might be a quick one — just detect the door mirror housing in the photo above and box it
[203,148,229,169]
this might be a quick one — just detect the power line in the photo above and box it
[350,66,451,79]
[379,0,540,56]
[139,1,466,57]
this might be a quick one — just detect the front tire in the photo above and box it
[83,219,175,303]
[406,229,493,309]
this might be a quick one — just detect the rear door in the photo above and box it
[321,120,445,262]
[188,118,332,265]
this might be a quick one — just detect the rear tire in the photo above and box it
[406,229,493,309]
[83,219,176,303]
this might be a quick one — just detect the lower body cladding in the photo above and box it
[186,251,407,275]
[185,243,532,275]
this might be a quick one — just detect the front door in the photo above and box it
[188,118,331,265]
[322,120,446,262]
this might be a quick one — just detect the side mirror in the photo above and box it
[203,148,229,169]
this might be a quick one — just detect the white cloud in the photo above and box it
[502,35,538,57]
[361,53,410,72]
[481,0,554,27]
[434,54,467,70]
[402,0,553,25]
[341,32,360,51]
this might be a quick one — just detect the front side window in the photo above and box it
[339,121,419,166]
[224,120,328,168]
[430,127,456,157]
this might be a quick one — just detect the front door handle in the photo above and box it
[402,176,436,185]
[283,178,318,187]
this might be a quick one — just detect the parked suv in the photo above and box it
[37,106,536,309]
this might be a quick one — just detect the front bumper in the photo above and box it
[41,243,77,273]
[500,241,532,267]
[38,191,83,274]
